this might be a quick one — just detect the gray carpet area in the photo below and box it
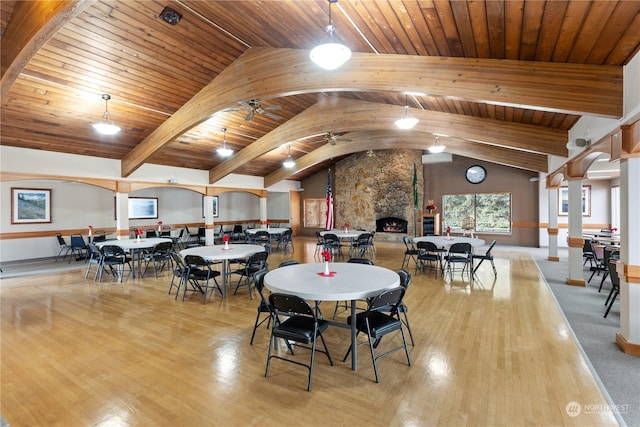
[531,247,639,427]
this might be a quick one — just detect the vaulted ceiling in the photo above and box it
[2,1,639,185]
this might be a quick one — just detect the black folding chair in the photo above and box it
[265,293,333,391]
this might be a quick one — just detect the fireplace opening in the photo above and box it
[376,217,408,233]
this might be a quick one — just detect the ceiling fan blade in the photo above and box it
[264,112,281,120]
[238,101,252,109]
[245,110,255,121]
[263,105,281,110]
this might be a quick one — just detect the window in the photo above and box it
[443,192,511,234]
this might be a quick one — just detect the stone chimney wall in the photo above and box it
[334,149,423,239]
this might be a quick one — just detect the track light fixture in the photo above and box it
[394,95,419,130]
[216,128,233,157]
[309,0,351,70]
[92,94,121,135]
[283,146,296,168]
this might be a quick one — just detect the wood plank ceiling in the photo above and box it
[1,0,640,185]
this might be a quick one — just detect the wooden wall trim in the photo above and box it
[567,237,584,248]
[539,223,611,230]
[1,171,266,197]
[622,263,640,284]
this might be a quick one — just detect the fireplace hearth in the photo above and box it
[376,217,408,233]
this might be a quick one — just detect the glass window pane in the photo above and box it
[443,194,474,232]
[476,193,511,233]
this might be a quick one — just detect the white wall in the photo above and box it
[0,147,299,262]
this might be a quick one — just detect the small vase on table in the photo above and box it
[324,261,330,275]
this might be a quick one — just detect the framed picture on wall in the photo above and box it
[128,197,158,219]
[559,186,590,216]
[11,188,52,224]
[202,196,219,218]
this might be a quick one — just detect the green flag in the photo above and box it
[412,162,418,209]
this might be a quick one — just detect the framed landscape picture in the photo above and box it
[202,196,219,218]
[11,188,52,224]
[128,197,158,219]
[559,186,590,216]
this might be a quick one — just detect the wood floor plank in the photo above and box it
[0,238,619,426]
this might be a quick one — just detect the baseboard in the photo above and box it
[616,332,640,356]
[566,278,586,287]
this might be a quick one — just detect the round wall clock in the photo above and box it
[465,165,487,184]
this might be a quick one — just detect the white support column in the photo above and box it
[203,195,215,246]
[260,196,267,226]
[548,186,559,261]
[566,179,585,286]
[616,157,640,355]
[115,192,130,240]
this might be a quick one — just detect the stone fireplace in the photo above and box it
[376,217,408,233]
[332,149,424,240]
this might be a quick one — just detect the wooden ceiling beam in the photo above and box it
[264,131,547,187]
[0,0,96,98]
[211,97,563,184]
[122,47,619,177]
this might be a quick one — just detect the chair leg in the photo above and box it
[604,289,619,318]
[400,306,415,346]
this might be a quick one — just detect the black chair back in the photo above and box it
[279,260,300,267]
[484,240,497,255]
[56,233,67,246]
[417,241,439,253]
[367,287,406,315]
[270,293,316,318]
[70,234,86,248]
[449,242,471,254]
[398,269,411,289]
[403,236,416,250]
[347,258,373,265]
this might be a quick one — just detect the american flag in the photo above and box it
[325,171,334,230]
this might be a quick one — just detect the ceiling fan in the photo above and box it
[323,132,352,145]
[224,99,281,121]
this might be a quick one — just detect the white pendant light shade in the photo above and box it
[310,26,351,70]
[394,105,419,129]
[217,128,233,157]
[428,136,446,153]
[92,94,121,135]
[310,1,351,70]
[395,95,419,129]
[283,146,296,168]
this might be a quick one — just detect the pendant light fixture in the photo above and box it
[428,136,446,153]
[395,95,419,130]
[92,94,121,135]
[216,128,233,157]
[309,0,351,70]
[283,146,296,168]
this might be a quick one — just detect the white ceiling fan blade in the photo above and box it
[238,101,252,109]
[263,105,281,110]
[245,110,255,121]
[264,112,281,120]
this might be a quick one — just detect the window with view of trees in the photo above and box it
[443,193,511,234]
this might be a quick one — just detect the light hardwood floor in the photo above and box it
[0,238,618,426]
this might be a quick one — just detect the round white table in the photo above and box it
[97,237,172,278]
[320,230,364,239]
[245,227,289,235]
[180,244,266,298]
[264,262,400,371]
[414,235,485,249]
